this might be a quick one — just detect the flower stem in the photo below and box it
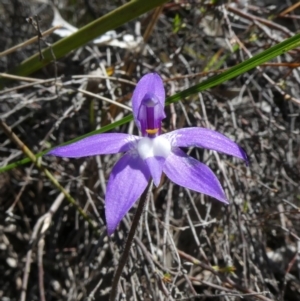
[109,181,153,301]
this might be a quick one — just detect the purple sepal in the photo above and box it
[163,148,228,204]
[105,153,150,235]
[47,133,138,158]
[163,127,248,163]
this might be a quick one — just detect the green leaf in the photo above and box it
[173,14,182,34]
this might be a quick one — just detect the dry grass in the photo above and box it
[1,0,300,300]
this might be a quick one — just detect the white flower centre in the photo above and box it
[137,136,171,160]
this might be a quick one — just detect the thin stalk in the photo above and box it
[109,181,153,301]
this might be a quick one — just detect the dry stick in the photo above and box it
[232,31,300,106]
[278,2,300,16]
[37,239,46,301]
[0,73,132,112]
[6,163,35,231]
[227,5,293,37]
[73,75,136,86]
[0,77,59,94]
[143,5,164,43]
[176,291,271,300]
[221,5,300,107]
[0,25,61,57]
[0,72,45,82]
[0,120,96,232]
[134,236,174,300]
[20,187,68,301]
[125,5,163,76]
[123,197,270,298]
[177,249,273,301]
[34,15,44,60]
[164,62,300,83]
[109,181,153,301]
[23,15,58,94]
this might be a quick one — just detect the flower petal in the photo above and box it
[47,133,138,158]
[132,73,165,132]
[163,127,248,163]
[163,148,228,203]
[144,156,165,187]
[105,152,150,235]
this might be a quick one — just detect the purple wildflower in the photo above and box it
[48,73,247,235]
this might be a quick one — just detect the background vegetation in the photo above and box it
[1,0,300,300]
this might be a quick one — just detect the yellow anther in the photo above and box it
[146,128,159,134]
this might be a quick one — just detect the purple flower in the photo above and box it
[48,73,247,235]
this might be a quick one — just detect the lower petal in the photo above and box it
[105,153,150,235]
[144,156,165,187]
[163,148,228,204]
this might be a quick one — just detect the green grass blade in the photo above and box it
[1,32,300,173]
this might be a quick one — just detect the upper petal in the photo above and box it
[163,127,248,163]
[105,152,150,235]
[47,133,139,158]
[163,148,228,203]
[132,73,165,132]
